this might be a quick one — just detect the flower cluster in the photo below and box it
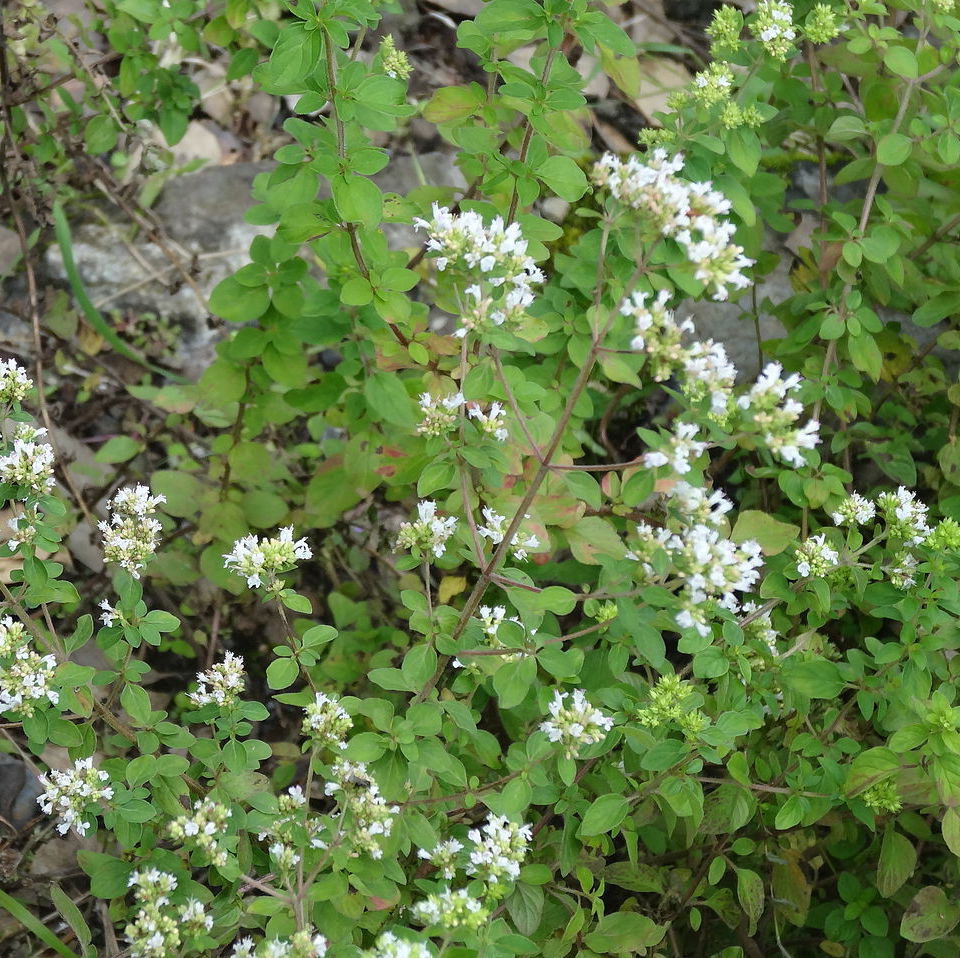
[302,691,353,750]
[540,689,614,759]
[466,814,532,888]
[477,507,540,560]
[124,870,185,958]
[592,149,753,301]
[379,35,411,81]
[468,401,508,441]
[751,0,796,59]
[804,2,841,43]
[7,507,42,551]
[738,363,820,468]
[0,360,32,405]
[621,289,694,381]
[888,552,918,590]
[636,674,706,736]
[325,760,398,859]
[0,614,58,717]
[417,391,463,436]
[0,423,55,495]
[832,493,876,528]
[417,838,464,880]
[256,786,326,855]
[414,204,544,336]
[36,757,113,837]
[642,422,708,475]
[690,61,735,107]
[98,483,165,578]
[361,932,431,958]
[862,779,902,815]
[223,526,312,590]
[667,481,733,529]
[682,339,737,421]
[188,651,246,709]
[410,887,489,931]
[795,533,839,578]
[167,798,232,867]
[397,500,458,559]
[877,487,930,545]
[706,5,743,56]
[742,601,779,656]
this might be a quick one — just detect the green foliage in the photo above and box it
[9,0,960,957]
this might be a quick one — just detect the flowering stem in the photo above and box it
[274,599,319,693]
[413,221,617,703]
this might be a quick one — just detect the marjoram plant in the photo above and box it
[7,0,960,957]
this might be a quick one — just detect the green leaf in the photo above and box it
[121,683,153,726]
[77,851,135,899]
[537,155,588,201]
[782,659,845,699]
[914,291,960,327]
[900,886,960,942]
[583,912,667,953]
[422,83,485,122]
[876,133,912,166]
[209,275,271,323]
[84,115,119,154]
[266,656,300,690]
[877,827,916,897]
[580,794,630,836]
[848,331,883,382]
[331,175,382,228]
[0,889,82,958]
[883,45,918,79]
[730,510,800,556]
[151,470,205,518]
[364,372,416,429]
[844,746,900,796]
[736,868,764,935]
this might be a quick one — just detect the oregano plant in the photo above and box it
[7,0,960,957]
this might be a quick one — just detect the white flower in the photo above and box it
[0,423,55,496]
[98,484,166,578]
[0,646,59,717]
[410,888,489,930]
[667,481,733,528]
[396,500,458,559]
[361,931,432,958]
[478,605,506,637]
[302,691,353,750]
[417,838,463,879]
[832,493,876,527]
[477,507,540,560]
[418,392,464,436]
[223,526,311,589]
[540,689,614,759]
[795,533,839,578]
[465,814,532,886]
[642,421,708,475]
[752,0,797,59]
[325,761,398,860]
[168,799,231,866]
[877,487,930,546]
[36,757,113,837]
[188,651,246,709]
[0,359,32,404]
[889,551,918,590]
[622,289,695,381]
[414,204,543,336]
[468,401,509,441]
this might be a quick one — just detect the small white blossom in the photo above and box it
[877,487,930,546]
[477,507,540,560]
[179,899,214,934]
[168,798,231,867]
[417,392,464,437]
[540,688,614,759]
[682,339,737,420]
[643,421,708,475]
[468,401,508,441]
[325,761,398,860]
[738,362,820,467]
[667,481,733,528]
[0,645,59,716]
[223,526,311,589]
[466,814,532,886]
[361,932,432,958]
[478,605,506,637]
[795,533,840,578]
[0,423,55,495]
[832,493,877,527]
[414,204,544,337]
[98,484,166,578]
[622,289,694,381]
[124,870,181,958]
[0,359,32,405]
[410,888,489,930]
[752,0,797,59]
[417,838,464,879]
[889,551,918,590]
[396,500,458,559]
[302,691,352,750]
[37,757,113,837]
[188,651,246,709]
